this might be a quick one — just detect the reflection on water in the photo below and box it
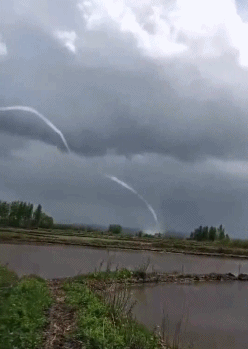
[131,282,248,349]
[1,243,248,279]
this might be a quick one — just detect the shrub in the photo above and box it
[109,225,122,235]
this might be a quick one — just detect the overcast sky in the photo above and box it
[1,0,248,237]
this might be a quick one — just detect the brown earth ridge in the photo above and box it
[54,271,248,289]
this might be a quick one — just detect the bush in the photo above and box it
[109,225,122,235]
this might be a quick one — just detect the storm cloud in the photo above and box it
[1,0,248,236]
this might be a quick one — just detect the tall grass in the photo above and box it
[154,302,193,349]
[84,258,133,282]
[63,280,160,349]
[75,258,195,348]
[133,257,151,280]
[97,282,137,320]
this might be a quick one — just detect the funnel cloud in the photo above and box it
[105,174,158,225]
[0,106,70,153]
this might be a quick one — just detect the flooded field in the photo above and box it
[1,243,248,279]
[131,282,248,349]
[1,243,248,348]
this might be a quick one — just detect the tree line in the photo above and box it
[0,200,54,229]
[108,224,122,234]
[189,224,229,242]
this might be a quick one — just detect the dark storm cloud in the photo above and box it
[0,108,69,151]
[1,147,248,236]
[161,179,247,233]
[0,133,26,159]
[1,0,248,237]
[1,18,248,162]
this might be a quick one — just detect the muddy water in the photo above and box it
[1,243,248,279]
[131,282,248,349]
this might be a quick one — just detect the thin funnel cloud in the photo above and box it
[105,174,158,225]
[0,107,158,226]
[0,106,71,153]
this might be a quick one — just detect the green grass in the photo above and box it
[0,265,52,349]
[0,264,18,287]
[63,279,160,349]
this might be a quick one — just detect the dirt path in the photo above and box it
[42,280,83,349]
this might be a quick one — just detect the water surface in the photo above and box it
[1,243,248,278]
[131,282,248,349]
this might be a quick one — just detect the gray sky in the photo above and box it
[1,0,248,237]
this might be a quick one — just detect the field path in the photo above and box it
[42,280,83,349]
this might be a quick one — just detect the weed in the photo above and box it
[99,282,137,320]
[157,303,193,349]
[133,257,151,280]
[0,267,51,349]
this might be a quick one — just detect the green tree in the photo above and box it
[9,201,20,227]
[192,226,203,241]
[24,203,33,228]
[108,224,122,234]
[218,224,225,240]
[202,226,209,240]
[0,200,53,229]
[17,201,27,227]
[0,201,10,225]
[209,226,217,241]
[33,204,42,227]
[39,213,53,229]
[198,226,203,241]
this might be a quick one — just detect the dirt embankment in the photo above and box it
[2,227,248,260]
[55,271,248,292]
[2,236,248,260]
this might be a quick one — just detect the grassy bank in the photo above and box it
[61,264,197,349]
[0,263,167,348]
[0,265,52,349]
[4,260,243,348]
[63,279,160,349]
[2,227,248,259]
